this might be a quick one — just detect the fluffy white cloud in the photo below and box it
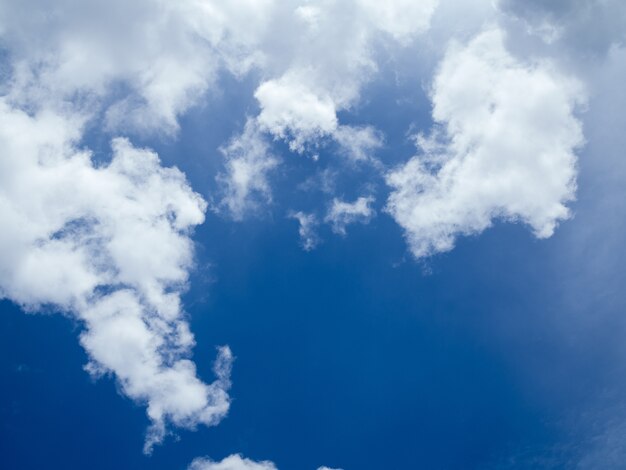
[188,454,341,470]
[386,27,585,258]
[252,0,438,151]
[325,196,375,235]
[189,454,277,470]
[0,101,231,452]
[0,0,275,134]
[289,211,320,251]
[255,73,338,153]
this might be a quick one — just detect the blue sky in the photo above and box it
[1,1,626,469]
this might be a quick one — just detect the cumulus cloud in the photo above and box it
[0,0,275,134]
[188,454,341,470]
[0,100,232,452]
[255,72,338,153]
[289,211,320,251]
[386,27,585,258]
[325,196,375,236]
[189,454,277,470]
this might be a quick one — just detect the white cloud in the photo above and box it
[188,454,341,470]
[232,0,439,191]
[325,196,376,236]
[289,211,320,251]
[216,119,279,220]
[256,72,338,153]
[0,101,231,452]
[386,27,585,258]
[189,454,277,470]
[0,0,276,134]
[0,0,439,143]
[334,126,384,163]
[210,0,436,220]
[357,0,439,42]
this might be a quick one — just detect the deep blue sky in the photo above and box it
[2,65,626,470]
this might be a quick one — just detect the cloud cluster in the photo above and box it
[216,0,438,217]
[386,27,585,258]
[0,0,603,463]
[0,0,274,451]
[0,0,440,453]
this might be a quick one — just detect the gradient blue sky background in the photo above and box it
[1,1,626,469]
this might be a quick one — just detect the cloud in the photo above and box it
[334,126,384,164]
[0,0,276,134]
[325,196,375,236]
[216,119,279,220]
[255,0,438,136]
[189,454,277,470]
[188,454,341,470]
[0,101,232,452]
[255,72,339,153]
[498,0,626,53]
[289,211,320,251]
[220,0,438,209]
[386,27,585,258]
[207,0,436,220]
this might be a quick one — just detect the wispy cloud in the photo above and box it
[289,211,321,251]
[325,196,376,236]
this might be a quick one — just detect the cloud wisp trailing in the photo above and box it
[289,211,321,251]
[325,196,376,236]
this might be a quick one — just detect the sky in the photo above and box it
[1,1,626,469]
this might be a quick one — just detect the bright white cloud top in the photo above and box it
[188,454,341,470]
[189,454,277,470]
[386,27,585,258]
